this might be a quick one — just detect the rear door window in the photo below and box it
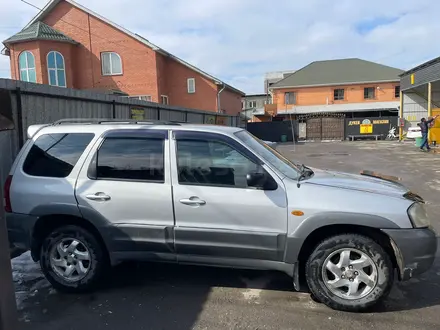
[96,138,165,182]
[23,133,94,178]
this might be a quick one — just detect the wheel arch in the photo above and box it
[31,214,110,263]
[294,224,399,290]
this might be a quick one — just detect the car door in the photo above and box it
[75,129,175,260]
[170,130,288,263]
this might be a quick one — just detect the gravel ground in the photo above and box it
[12,140,440,330]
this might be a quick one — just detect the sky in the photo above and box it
[1,0,440,94]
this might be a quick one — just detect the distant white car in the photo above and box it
[406,126,422,139]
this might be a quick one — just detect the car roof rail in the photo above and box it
[51,118,183,126]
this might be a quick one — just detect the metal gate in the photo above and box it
[306,118,322,140]
[306,116,345,140]
[322,117,344,140]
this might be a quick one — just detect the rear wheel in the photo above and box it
[40,225,108,293]
[306,234,393,312]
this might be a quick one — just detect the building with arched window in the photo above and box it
[1,0,244,115]
[47,51,66,87]
[18,51,37,83]
[3,21,76,88]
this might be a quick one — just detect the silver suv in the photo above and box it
[5,119,437,312]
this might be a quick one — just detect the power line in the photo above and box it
[19,0,158,56]
[21,0,43,12]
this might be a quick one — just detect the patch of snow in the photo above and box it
[240,276,271,303]
[427,179,440,191]
[11,252,47,310]
[242,288,262,303]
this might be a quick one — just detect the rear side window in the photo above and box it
[96,138,164,182]
[23,133,94,178]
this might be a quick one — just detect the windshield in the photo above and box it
[235,130,301,180]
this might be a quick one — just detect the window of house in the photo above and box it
[264,99,272,105]
[96,138,164,182]
[333,89,344,100]
[395,86,400,98]
[129,95,152,102]
[364,87,375,99]
[47,51,66,87]
[161,95,169,105]
[187,78,196,93]
[23,133,94,178]
[18,51,36,83]
[242,101,245,109]
[176,139,260,188]
[101,52,123,75]
[248,101,257,108]
[285,92,296,104]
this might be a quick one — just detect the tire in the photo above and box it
[305,234,393,312]
[40,225,108,293]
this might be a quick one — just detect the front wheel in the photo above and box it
[306,234,394,312]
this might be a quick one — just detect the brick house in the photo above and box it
[250,58,405,139]
[266,58,404,119]
[2,0,244,115]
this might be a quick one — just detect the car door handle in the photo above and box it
[179,197,206,206]
[86,193,111,201]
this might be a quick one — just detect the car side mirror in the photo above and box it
[246,171,277,190]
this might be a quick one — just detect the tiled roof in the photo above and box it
[3,21,77,45]
[271,58,404,89]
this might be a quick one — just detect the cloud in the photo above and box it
[1,0,439,94]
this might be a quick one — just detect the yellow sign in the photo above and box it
[204,115,216,124]
[429,109,440,144]
[130,107,145,120]
[360,124,373,134]
[216,116,228,126]
[410,73,415,85]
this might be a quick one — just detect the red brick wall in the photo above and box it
[272,82,400,111]
[9,42,43,83]
[43,1,159,99]
[219,88,242,115]
[156,53,167,99]
[159,54,218,111]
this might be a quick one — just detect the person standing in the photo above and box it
[418,115,439,151]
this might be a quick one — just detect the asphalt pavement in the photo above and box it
[14,140,440,330]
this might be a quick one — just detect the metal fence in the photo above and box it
[0,78,240,222]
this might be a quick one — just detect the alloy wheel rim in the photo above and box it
[321,248,378,300]
[49,238,92,282]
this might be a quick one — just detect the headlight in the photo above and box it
[407,203,430,228]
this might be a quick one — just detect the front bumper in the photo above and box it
[382,227,438,281]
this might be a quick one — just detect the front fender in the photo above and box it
[284,212,401,263]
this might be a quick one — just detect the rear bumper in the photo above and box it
[6,212,38,253]
[382,227,438,281]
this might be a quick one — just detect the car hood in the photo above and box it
[305,168,409,198]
